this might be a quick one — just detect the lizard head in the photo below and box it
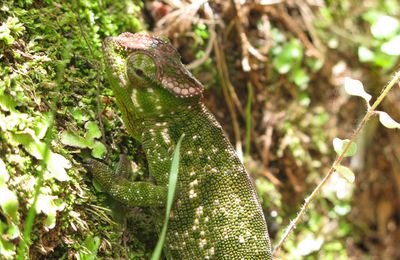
[103,32,204,119]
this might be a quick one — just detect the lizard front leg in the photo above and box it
[85,158,167,207]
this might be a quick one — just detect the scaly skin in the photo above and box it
[88,32,272,259]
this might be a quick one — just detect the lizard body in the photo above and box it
[88,32,272,259]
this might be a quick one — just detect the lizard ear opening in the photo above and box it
[160,65,204,98]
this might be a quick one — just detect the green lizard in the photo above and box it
[86,32,272,259]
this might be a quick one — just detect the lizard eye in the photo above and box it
[127,53,156,83]
[134,68,144,77]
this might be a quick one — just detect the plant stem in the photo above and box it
[272,70,400,256]
[245,83,253,160]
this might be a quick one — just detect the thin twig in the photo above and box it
[163,0,184,9]
[203,5,243,159]
[202,3,246,119]
[231,0,266,72]
[219,52,246,118]
[245,83,253,159]
[186,4,216,70]
[260,4,321,58]
[214,39,244,159]
[204,3,245,158]
[296,0,324,53]
[273,70,400,255]
[156,0,207,36]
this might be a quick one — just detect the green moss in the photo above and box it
[0,0,149,258]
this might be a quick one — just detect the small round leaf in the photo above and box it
[358,46,374,62]
[344,77,372,103]
[0,158,9,186]
[47,153,71,182]
[378,111,400,129]
[61,131,93,148]
[332,137,357,157]
[85,121,102,140]
[0,187,19,222]
[91,141,107,159]
[334,164,355,183]
[381,36,400,56]
[371,15,399,39]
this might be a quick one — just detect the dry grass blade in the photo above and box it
[231,0,267,72]
[155,0,208,37]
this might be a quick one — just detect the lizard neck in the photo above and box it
[140,101,204,128]
[139,102,209,185]
[114,85,203,140]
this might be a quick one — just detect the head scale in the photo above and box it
[103,32,204,98]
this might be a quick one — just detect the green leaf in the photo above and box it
[10,132,47,160]
[358,46,375,62]
[85,121,102,140]
[0,93,17,112]
[270,27,286,43]
[79,235,101,259]
[377,111,400,129]
[344,77,372,103]
[7,223,20,240]
[272,39,303,74]
[0,158,9,186]
[371,15,399,39]
[47,153,71,182]
[71,108,84,122]
[320,7,333,23]
[91,141,107,159]
[334,164,355,183]
[61,131,93,148]
[6,17,25,36]
[34,115,50,140]
[0,23,15,45]
[334,204,351,216]
[71,108,89,123]
[0,236,16,259]
[362,10,382,24]
[85,235,101,252]
[0,187,19,222]
[35,194,56,215]
[34,195,65,230]
[312,112,329,126]
[152,134,185,260]
[332,138,357,157]
[292,68,310,90]
[273,61,291,74]
[381,36,400,55]
[297,233,323,256]
[44,211,57,229]
[305,58,323,72]
[92,179,103,192]
[298,92,311,107]
[371,51,397,69]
